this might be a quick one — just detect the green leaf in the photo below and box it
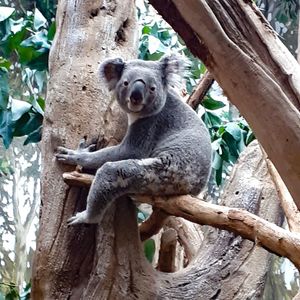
[20,30,50,49]
[34,71,46,92]
[203,111,223,127]
[144,239,155,263]
[245,131,255,145]
[0,7,15,22]
[26,51,49,70]
[31,96,45,115]
[222,132,239,160]
[0,57,11,69]
[142,25,151,35]
[47,22,56,41]
[150,22,159,36]
[11,99,32,121]
[202,95,226,110]
[0,109,13,148]
[220,144,230,163]
[24,125,42,145]
[212,152,222,170]
[0,157,13,176]
[34,8,47,30]
[13,111,43,137]
[225,122,242,141]
[1,23,28,56]
[215,160,223,186]
[0,68,9,109]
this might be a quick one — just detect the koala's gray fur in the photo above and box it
[56,54,212,225]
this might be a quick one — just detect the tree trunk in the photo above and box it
[149,0,300,210]
[31,1,286,299]
[31,1,138,298]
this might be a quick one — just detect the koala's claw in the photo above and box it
[78,139,96,152]
[78,139,88,150]
[56,146,74,155]
[67,211,88,226]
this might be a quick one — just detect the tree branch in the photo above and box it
[265,157,300,233]
[186,70,214,109]
[139,208,169,242]
[62,170,300,270]
[157,228,177,272]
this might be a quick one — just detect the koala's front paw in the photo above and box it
[55,146,81,165]
[55,139,96,165]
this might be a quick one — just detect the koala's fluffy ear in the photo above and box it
[159,53,189,88]
[99,58,125,91]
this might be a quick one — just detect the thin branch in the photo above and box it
[266,159,300,232]
[186,70,214,109]
[262,146,300,233]
[62,171,300,270]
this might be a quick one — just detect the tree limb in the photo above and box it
[62,170,300,270]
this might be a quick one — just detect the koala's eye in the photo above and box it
[150,86,156,92]
[123,80,129,87]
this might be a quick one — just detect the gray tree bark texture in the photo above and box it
[149,0,300,210]
[32,1,285,299]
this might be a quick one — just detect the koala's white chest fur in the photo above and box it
[127,113,140,126]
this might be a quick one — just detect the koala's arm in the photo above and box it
[56,144,133,170]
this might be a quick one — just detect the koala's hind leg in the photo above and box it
[67,157,189,225]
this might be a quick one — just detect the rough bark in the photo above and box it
[149,0,300,210]
[31,1,138,298]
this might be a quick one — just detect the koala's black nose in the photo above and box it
[130,80,145,105]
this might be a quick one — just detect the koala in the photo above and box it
[56,54,212,225]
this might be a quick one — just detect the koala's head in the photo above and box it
[99,54,187,117]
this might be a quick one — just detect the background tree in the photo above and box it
[0,4,54,298]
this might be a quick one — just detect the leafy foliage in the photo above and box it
[0,7,55,148]
[0,282,30,300]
